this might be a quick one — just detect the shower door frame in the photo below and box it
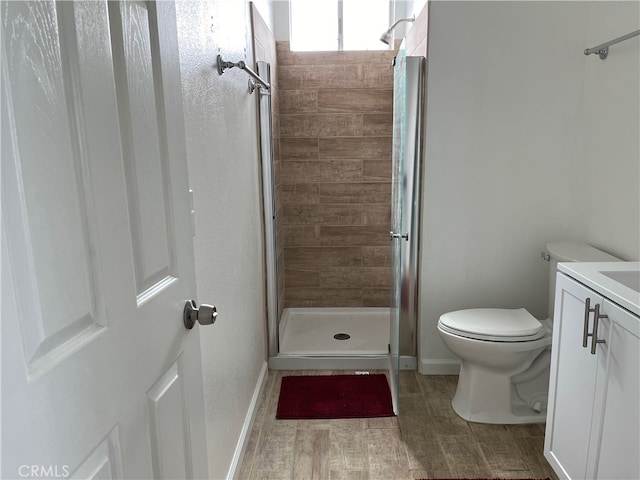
[399,55,425,361]
[256,61,279,357]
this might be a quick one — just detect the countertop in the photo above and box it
[558,261,640,317]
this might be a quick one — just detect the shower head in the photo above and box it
[379,16,416,45]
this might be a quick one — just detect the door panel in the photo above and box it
[390,45,425,414]
[595,301,640,479]
[71,429,125,480]
[398,56,424,362]
[545,274,604,479]
[147,358,192,480]
[1,1,208,478]
[2,0,108,377]
[109,0,178,303]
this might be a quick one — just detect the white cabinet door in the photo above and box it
[594,300,640,480]
[1,1,208,478]
[545,273,606,479]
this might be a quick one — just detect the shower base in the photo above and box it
[269,307,416,370]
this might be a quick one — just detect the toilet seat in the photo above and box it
[438,308,546,342]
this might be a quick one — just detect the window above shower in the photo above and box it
[289,0,393,51]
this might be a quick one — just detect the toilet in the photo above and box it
[438,242,620,424]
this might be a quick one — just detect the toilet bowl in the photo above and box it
[438,309,552,423]
[438,242,620,424]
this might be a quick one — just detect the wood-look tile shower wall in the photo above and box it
[276,41,397,308]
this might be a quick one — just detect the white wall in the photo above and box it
[174,1,273,477]
[578,2,640,260]
[419,1,639,372]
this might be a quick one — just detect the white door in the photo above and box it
[1,1,209,478]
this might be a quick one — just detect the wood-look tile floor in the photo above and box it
[237,370,559,480]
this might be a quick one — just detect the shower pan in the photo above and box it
[258,47,425,409]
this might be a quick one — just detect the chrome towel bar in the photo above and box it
[584,29,640,60]
[216,54,271,94]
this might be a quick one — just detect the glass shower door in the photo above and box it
[389,47,407,414]
[389,47,425,414]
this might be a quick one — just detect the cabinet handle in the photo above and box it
[583,298,596,348]
[591,303,607,355]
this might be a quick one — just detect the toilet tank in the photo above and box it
[546,242,621,319]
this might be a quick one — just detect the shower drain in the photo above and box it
[333,333,351,340]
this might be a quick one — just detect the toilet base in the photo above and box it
[451,362,547,424]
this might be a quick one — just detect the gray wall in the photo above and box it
[175,1,273,477]
[420,1,640,372]
[578,2,640,259]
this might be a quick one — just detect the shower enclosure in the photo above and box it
[257,47,425,410]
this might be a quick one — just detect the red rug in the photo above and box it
[276,374,395,419]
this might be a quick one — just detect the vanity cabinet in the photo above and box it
[545,271,640,480]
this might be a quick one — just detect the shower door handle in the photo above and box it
[390,231,409,241]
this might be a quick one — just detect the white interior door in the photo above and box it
[1,1,209,478]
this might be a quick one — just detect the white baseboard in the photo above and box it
[227,361,268,480]
[419,358,461,375]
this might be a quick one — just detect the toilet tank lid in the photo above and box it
[546,242,620,263]
[439,308,542,338]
